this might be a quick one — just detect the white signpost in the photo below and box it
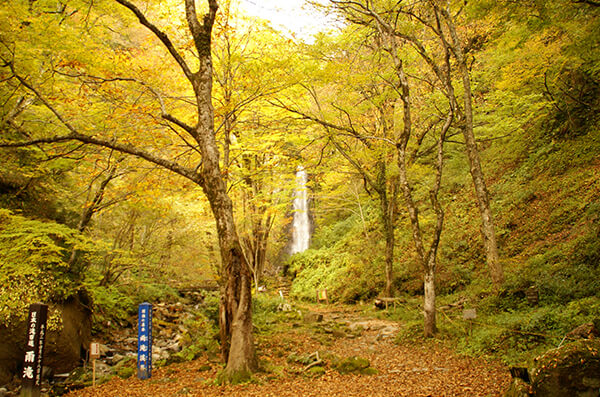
[90,342,100,386]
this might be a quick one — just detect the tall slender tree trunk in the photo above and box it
[183,0,257,379]
[440,6,503,289]
[381,191,395,297]
[423,264,436,337]
[375,160,397,298]
[194,59,257,384]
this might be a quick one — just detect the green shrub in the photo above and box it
[0,209,95,327]
[86,283,135,331]
[175,310,219,362]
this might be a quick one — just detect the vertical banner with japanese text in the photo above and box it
[20,303,48,397]
[137,302,152,379]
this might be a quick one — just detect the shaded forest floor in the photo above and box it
[65,304,510,397]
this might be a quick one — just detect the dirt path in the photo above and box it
[66,306,510,397]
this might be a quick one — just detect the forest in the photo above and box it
[0,0,599,395]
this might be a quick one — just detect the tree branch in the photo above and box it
[114,0,194,82]
[2,70,204,186]
[184,0,218,58]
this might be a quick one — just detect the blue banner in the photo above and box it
[137,302,152,379]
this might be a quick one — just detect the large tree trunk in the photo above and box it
[201,135,257,377]
[185,0,257,380]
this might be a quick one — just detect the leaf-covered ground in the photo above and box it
[66,307,510,397]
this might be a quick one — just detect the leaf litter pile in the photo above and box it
[66,307,510,397]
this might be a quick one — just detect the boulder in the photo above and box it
[530,339,600,397]
[505,339,600,397]
[566,322,599,340]
[0,294,92,385]
[303,312,323,324]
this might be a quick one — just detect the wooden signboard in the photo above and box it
[316,289,329,304]
[462,309,477,320]
[20,303,48,397]
[90,343,100,359]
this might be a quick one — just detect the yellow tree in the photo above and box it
[330,0,504,290]
[0,0,257,380]
[212,2,296,293]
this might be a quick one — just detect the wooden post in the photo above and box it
[90,342,100,387]
[20,303,48,397]
[462,308,477,343]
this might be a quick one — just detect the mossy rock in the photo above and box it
[306,366,326,377]
[333,356,375,375]
[529,339,600,397]
[116,366,135,379]
[504,378,531,397]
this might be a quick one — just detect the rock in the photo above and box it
[333,356,377,375]
[94,362,113,378]
[504,378,531,397]
[306,366,326,377]
[107,353,125,365]
[0,293,92,384]
[376,325,399,340]
[98,344,111,357]
[166,342,181,352]
[303,312,323,323]
[566,322,599,340]
[515,339,600,397]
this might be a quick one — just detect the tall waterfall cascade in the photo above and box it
[290,168,310,254]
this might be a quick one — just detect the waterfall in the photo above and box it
[290,168,310,254]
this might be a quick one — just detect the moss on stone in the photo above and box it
[529,339,600,397]
[333,356,372,374]
[306,366,326,377]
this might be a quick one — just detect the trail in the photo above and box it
[66,305,510,397]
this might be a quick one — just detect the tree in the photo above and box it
[1,0,256,381]
[276,32,400,297]
[212,3,293,293]
[329,0,503,289]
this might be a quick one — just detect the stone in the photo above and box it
[107,353,125,365]
[166,342,181,352]
[98,344,111,357]
[303,312,323,323]
[377,325,399,340]
[522,339,600,397]
[566,322,600,340]
[94,362,113,377]
[0,294,92,384]
[333,356,374,375]
[504,378,531,397]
